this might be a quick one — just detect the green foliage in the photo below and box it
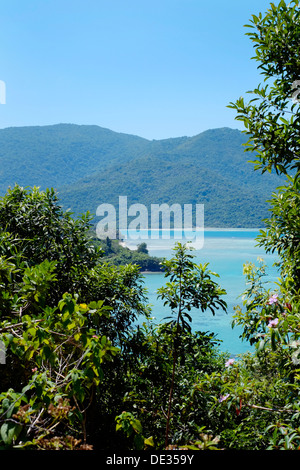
[228,0,300,292]
[136,242,148,254]
[95,237,162,272]
[2,1,300,449]
[228,0,300,176]
[0,196,230,451]
[0,185,150,341]
[1,183,300,451]
[122,321,226,448]
[115,411,154,450]
[229,0,300,353]
[157,242,227,447]
[0,293,119,449]
[0,185,151,449]
[158,243,227,330]
[0,185,100,305]
[256,177,300,292]
[222,255,300,449]
[223,0,300,451]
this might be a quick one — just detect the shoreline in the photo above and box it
[117,228,262,252]
[119,227,262,234]
[203,227,262,231]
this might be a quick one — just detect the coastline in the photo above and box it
[118,227,262,251]
[203,227,262,231]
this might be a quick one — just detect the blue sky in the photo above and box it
[0,0,274,140]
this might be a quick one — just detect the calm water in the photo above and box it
[127,229,279,356]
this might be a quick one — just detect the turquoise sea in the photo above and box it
[125,229,279,356]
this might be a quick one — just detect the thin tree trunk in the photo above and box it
[165,351,177,448]
[165,271,182,449]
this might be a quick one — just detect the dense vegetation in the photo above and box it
[0,125,284,228]
[0,0,300,454]
[0,185,227,450]
[93,237,163,272]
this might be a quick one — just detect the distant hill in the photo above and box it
[0,123,285,228]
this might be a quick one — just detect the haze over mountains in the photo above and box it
[0,123,285,228]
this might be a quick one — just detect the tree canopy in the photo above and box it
[229,0,300,291]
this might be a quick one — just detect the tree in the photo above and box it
[0,185,151,449]
[229,0,300,176]
[0,185,100,304]
[227,3,300,448]
[157,242,227,448]
[137,242,148,254]
[228,0,300,291]
[0,185,150,343]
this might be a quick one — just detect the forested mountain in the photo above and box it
[0,123,285,227]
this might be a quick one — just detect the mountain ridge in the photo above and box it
[0,123,284,228]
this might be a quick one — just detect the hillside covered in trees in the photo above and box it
[0,124,284,228]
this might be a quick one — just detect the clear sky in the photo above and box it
[0,0,274,140]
